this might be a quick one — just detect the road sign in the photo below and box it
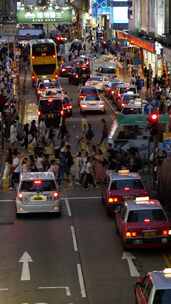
[117,113,169,126]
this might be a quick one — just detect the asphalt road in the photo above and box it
[0,69,170,304]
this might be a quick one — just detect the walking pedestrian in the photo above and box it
[84,156,96,188]
[99,119,108,145]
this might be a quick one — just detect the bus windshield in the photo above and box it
[32,43,55,56]
[33,64,56,75]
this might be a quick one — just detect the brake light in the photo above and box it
[53,55,56,59]
[38,110,41,116]
[62,68,66,72]
[80,95,84,99]
[126,231,137,238]
[75,74,79,78]
[111,91,114,94]
[32,75,35,80]
[37,90,41,94]
[55,74,58,79]
[80,104,87,108]
[108,197,118,204]
[144,218,151,223]
[124,187,130,191]
[18,193,23,199]
[61,110,64,116]
[53,192,59,199]
[32,56,35,60]
[162,230,169,236]
[34,180,42,185]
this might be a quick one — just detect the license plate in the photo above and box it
[144,231,156,238]
[90,102,97,105]
[48,113,53,118]
[32,195,46,201]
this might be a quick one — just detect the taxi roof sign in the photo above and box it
[135,196,150,203]
[118,169,130,175]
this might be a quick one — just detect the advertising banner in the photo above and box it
[17,7,74,24]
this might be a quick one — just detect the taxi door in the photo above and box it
[115,205,127,236]
[135,275,153,304]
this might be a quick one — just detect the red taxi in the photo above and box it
[135,268,171,303]
[115,197,171,248]
[101,170,147,214]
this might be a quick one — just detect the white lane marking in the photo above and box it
[122,251,140,277]
[0,200,14,202]
[0,288,8,291]
[104,97,115,113]
[65,198,72,216]
[77,264,86,298]
[38,286,71,296]
[70,225,78,252]
[19,251,33,281]
[63,196,101,200]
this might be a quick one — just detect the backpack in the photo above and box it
[86,128,94,140]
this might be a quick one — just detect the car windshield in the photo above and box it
[86,95,100,101]
[20,180,57,192]
[153,289,171,304]
[80,88,97,95]
[39,99,62,113]
[110,179,144,190]
[127,209,166,223]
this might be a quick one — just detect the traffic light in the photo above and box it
[148,113,159,125]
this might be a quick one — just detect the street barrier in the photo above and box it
[2,163,10,192]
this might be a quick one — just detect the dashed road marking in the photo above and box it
[70,225,78,252]
[38,286,71,296]
[64,198,72,216]
[63,196,101,200]
[77,264,87,298]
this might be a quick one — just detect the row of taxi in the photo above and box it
[101,169,171,303]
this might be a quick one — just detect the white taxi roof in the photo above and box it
[125,198,161,211]
[107,170,140,180]
[20,172,55,181]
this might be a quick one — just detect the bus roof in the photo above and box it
[30,39,55,45]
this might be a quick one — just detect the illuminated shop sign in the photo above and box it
[16,7,74,24]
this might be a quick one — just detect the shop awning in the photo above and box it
[116,31,156,53]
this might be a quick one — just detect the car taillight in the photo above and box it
[53,192,59,199]
[111,91,114,94]
[37,90,41,94]
[126,231,137,238]
[32,75,35,80]
[18,193,23,200]
[108,197,118,204]
[32,56,35,60]
[61,110,64,116]
[53,55,56,58]
[55,74,58,79]
[62,68,66,72]
[38,110,41,116]
[162,230,169,236]
[80,104,87,108]
[75,74,79,78]
[80,95,84,99]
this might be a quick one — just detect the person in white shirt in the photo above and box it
[84,157,96,188]
[11,151,20,188]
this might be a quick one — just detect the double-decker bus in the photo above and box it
[30,39,58,85]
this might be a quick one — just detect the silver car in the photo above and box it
[16,172,61,215]
[80,95,105,113]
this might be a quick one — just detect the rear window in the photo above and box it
[80,88,98,95]
[39,99,62,113]
[110,179,144,190]
[20,180,56,192]
[153,290,171,304]
[127,209,166,223]
[122,107,142,115]
[86,95,100,101]
[100,67,116,74]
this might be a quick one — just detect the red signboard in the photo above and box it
[116,31,155,53]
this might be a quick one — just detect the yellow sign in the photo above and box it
[32,56,56,65]
[163,132,171,140]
